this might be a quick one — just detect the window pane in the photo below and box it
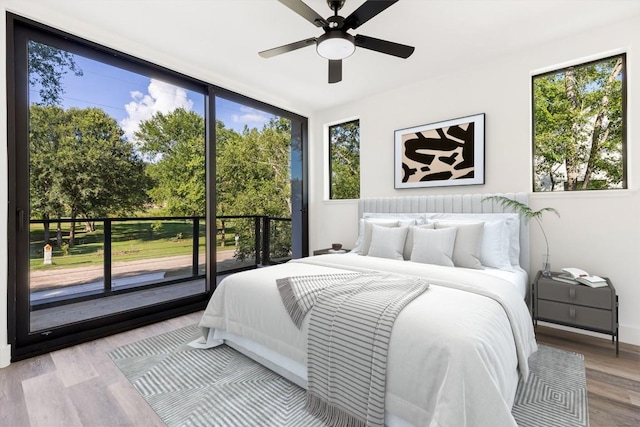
[215,97,294,271]
[329,119,360,199]
[27,39,207,331]
[532,54,626,191]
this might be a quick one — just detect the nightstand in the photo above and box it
[313,248,349,255]
[532,271,619,355]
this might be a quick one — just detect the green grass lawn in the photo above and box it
[29,218,243,271]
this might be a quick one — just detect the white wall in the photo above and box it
[309,14,640,346]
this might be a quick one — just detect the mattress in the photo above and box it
[470,262,528,298]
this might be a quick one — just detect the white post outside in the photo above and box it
[44,244,52,265]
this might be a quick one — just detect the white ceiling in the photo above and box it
[15,0,640,115]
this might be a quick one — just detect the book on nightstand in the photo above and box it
[551,274,579,285]
[553,267,608,288]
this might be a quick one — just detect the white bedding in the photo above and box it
[198,254,537,427]
[475,263,528,299]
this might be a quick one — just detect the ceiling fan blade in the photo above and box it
[259,38,317,58]
[354,34,414,58]
[343,0,398,30]
[277,0,328,27]
[328,59,342,84]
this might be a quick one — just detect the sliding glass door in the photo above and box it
[213,96,307,275]
[9,18,212,357]
[7,14,307,360]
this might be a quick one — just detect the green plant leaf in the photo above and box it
[482,196,559,223]
[482,195,559,257]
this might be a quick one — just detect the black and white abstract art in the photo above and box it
[395,113,485,189]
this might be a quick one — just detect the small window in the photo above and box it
[329,119,360,199]
[532,54,626,191]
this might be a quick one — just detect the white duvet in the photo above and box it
[199,254,538,427]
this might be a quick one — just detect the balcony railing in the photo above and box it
[29,215,292,308]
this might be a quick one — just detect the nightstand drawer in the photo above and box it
[537,300,612,331]
[537,279,612,309]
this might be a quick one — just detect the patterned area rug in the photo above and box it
[109,324,588,427]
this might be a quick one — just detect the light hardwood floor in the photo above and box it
[1,312,638,426]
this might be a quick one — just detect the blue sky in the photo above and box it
[29,48,274,136]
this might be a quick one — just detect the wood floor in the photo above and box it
[1,313,638,427]
[534,325,640,427]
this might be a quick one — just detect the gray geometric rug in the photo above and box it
[513,345,588,427]
[109,324,588,427]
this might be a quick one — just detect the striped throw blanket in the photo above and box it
[277,272,429,427]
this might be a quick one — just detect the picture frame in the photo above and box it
[394,113,485,189]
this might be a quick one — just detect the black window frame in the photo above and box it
[6,12,308,360]
[328,118,360,200]
[531,53,627,192]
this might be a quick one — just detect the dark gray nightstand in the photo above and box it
[532,271,619,355]
[313,248,350,255]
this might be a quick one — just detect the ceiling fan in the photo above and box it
[259,0,415,83]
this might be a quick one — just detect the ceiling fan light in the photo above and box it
[316,31,355,60]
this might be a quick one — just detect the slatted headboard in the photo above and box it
[358,193,530,275]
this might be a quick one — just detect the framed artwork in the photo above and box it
[394,113,485,189]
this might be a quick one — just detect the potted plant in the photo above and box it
[483,196,559,276]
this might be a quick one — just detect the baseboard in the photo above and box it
[538,321,640,347]
[0,343,11,368]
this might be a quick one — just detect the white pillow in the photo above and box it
[431,218,511,269]
[410,227,457,267]
[503,216,520,266]
[367,224,409,260]
[479,220,512,270]
[351,219,399,254]
[429,213,520,267]
[404,223,435,260]
[434,221,484,269]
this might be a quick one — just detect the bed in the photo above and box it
[195,193,538,427]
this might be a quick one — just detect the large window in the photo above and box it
[9,18,212,356]
[329,119,360,199]
[214,97,299,271]
[532,54,626,192]
[7,14,308,360]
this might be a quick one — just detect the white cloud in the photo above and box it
[121,79,194,140]
[231,106,271,128]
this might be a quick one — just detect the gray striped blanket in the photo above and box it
[277,272,429,427]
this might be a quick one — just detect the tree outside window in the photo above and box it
[329,119,360,199]
[532,54,626,192]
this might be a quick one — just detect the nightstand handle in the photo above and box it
[569,307,576,320]
[569,288,576,300]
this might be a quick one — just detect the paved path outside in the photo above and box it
[29,250,243,291]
